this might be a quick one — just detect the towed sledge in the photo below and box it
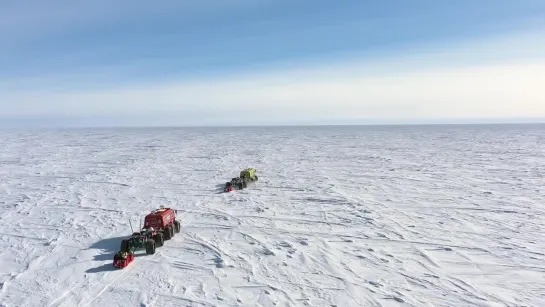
[224,183,235,192]
[113,251,134,269]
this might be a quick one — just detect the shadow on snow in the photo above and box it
[85,236,127,274]
[85,263,117,273]
[88,236,127,261]
[85,235,158,273]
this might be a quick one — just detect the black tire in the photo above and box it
[154,233,164,247]
[120,239,130,253]
[242,181,247,188]
[170,224,175,237]
[164,226,172,240]
[254,175,258,181]
[146,239,155,255]
[174,220,181,233]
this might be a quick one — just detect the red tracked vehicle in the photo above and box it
[142,206,181,241]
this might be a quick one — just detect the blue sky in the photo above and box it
[1,0,545,127]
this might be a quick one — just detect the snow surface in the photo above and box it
[0,124,544,307]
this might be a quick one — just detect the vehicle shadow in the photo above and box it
[84,236,129,274]
[85,263,117,273]
[215,183,229,194]
[88,236,127,261]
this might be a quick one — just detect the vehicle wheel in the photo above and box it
[164,226,172,240]
[254,175,258,181]
[146,239,156,255]
[174,220,181,233]
[154,233,164,247]
[170,224,175,237]
[120,239,130,253]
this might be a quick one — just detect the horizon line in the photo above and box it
[2,118,545,130]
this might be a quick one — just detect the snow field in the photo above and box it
[0,125,544,307]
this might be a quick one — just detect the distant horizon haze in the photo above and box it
[1,117,545,130]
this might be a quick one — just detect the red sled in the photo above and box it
[224,186,235,193]
[113,252,134,269]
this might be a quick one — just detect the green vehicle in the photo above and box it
[119,229,161,255]
[224,168,259,192]
[240,168,258,181]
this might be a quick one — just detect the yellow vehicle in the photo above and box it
[240,168,258,181]
[224,168,259,192]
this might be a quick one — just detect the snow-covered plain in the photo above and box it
[0,124,544,307]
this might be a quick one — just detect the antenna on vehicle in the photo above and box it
[129,219,134,233]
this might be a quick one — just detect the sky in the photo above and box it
[1,0,545,127]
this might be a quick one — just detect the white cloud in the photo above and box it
[2,28,545,126]
[3,60,544,124]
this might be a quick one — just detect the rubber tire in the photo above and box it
[146,239,156,255]
[174,220,181,233]
[255,175,258,181]
[120,239,130,253]
[164,226,172,240]
[169,225,175,237]
[154,233,164,247]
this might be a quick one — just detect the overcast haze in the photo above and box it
[2,1,545,127]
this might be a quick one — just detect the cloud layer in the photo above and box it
[3,53,544,127]
[1,2,545,127]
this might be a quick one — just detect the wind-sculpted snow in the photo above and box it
[0,125,544,307]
